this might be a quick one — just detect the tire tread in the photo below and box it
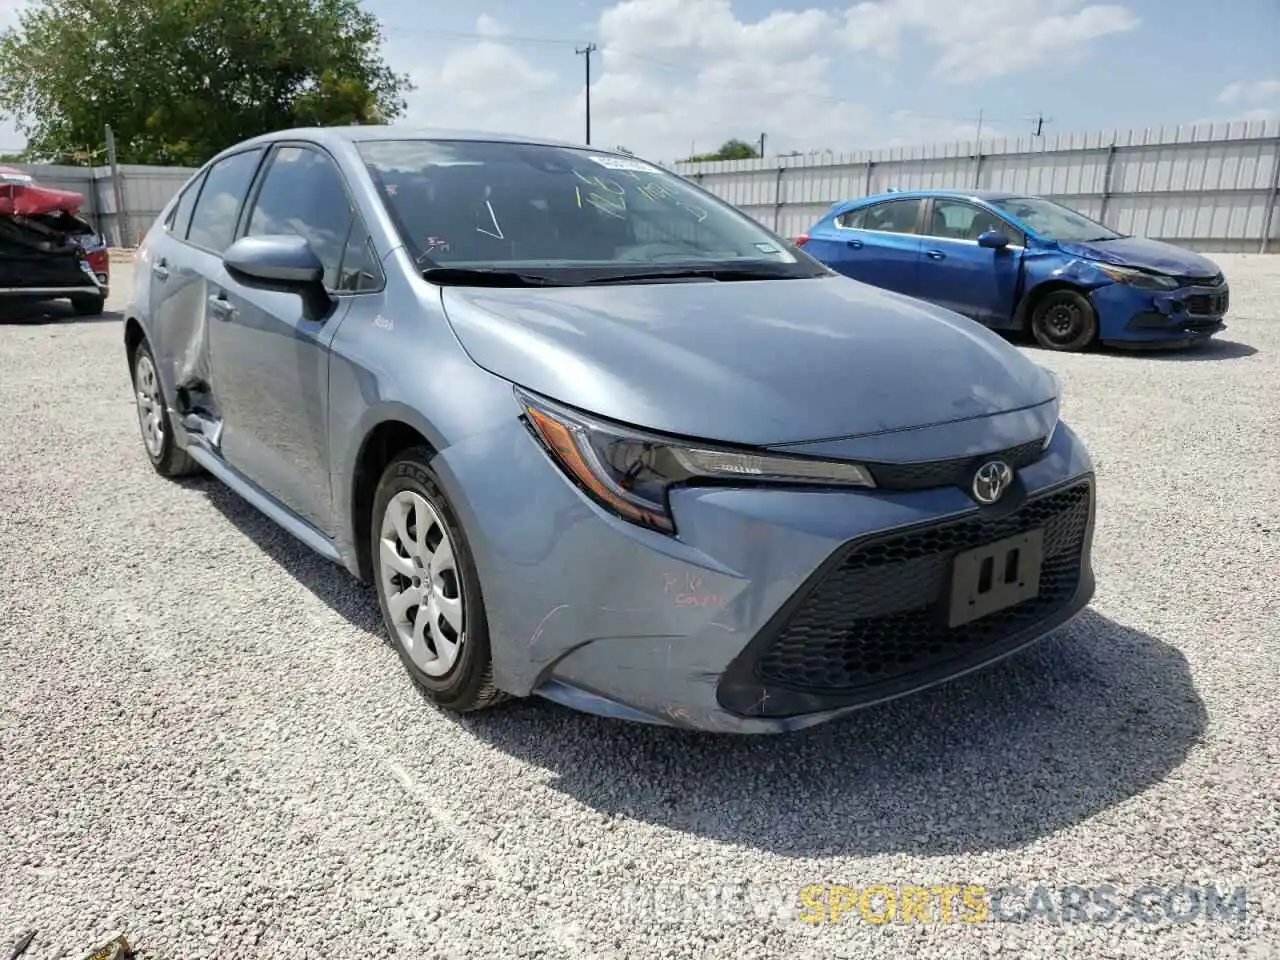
[373,446,510,714]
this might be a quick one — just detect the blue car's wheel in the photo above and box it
[371,446,508,713]
[1031,288,1098,352]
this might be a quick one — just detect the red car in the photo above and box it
[0,165,108,316]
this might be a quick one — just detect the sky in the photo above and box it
[1,0,1278,163]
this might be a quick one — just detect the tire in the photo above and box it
[371,447,507,713]
[71,294,106,317]
[130,339,201,478]
[1030,288,1098,352]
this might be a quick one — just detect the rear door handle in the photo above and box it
[208,294,234,319]
[845,238,863,249]
[926,249,946,260]
[151,260,169,280]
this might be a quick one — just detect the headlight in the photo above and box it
[1096,263,1179,291]
[518,390,875,535]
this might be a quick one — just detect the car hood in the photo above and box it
[438,275,1058,447]
[1053,236,1220,277]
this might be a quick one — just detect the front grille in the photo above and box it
[865,437,1047,491]
[755,481,1091,693]
[1187,290,1229,316]
[1176,272,1224,288]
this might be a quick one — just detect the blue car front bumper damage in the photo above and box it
[1093,276,1229,346]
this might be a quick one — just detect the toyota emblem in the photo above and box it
[971,460,1014,504]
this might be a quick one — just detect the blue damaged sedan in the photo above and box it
[797,189,1229,351]
[124,128,1096,733]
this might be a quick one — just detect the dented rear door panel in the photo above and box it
[149,240,220,427]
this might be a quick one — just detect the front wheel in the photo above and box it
[1030,288,1098,352]
[371,447,507,713]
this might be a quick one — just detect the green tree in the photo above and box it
[0,0,413,166]
[684,138,760,163]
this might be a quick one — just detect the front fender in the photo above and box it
[325,278,526,578]
[1012,248,1116,327]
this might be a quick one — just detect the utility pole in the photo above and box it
[575,43,598,145]
[972,109,984,189]
[758,132,766,158]
[104,124,128,247]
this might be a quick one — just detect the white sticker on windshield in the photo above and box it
[587,154,656,173]
[754,241,780,254]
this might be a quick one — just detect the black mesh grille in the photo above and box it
[755,482,1091,693]
[865,437,1046,492]
[1187,290,1229,316]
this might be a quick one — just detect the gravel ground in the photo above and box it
[1,257,1278,960]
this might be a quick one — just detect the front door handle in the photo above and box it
[925,249,946,261]
[208,294,234,320]
[151,260,169,280]
[845,238,863,249]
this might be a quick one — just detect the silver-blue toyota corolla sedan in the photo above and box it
[124,126,1097,733]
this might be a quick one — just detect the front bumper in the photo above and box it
[1092,278,1229,345]
[432,416,1096,734]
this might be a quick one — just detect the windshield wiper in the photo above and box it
[579,264,799,285]
[422,267,571,287]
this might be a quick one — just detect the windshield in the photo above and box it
[356,139,825,280]
[988,196,1124,243]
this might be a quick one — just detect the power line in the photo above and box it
[374,24,1040,131]
[378,24,584,47]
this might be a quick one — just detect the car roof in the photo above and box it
[212,125,600,162]
[829,188,1024,215]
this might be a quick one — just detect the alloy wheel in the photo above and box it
[134,352,165,459]
[378,490,466,677]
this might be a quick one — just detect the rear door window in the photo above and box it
[167,171,207,239]
[860,198,923,234]
[186,148,264,253]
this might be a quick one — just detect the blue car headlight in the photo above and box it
[518,389,876,535]
[1096,263,1179,291]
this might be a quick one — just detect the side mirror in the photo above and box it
[224,234,334,321]
[225,234,325,286]
[977,229,1010,249]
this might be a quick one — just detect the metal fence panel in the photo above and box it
[10,119,1280,253]
[672,119,1280,253]
[7,161,198,246]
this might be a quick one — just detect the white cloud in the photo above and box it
[396,39,564,141]
[1217,79,1280,106]
[844,0,1141,82]
[474,13,505,38]
[384,0,1148,164]
[389,0,875,162]
[882,110,1004,146]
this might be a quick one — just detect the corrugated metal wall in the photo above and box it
[10,118,1280,253]
[670,119,1280,253]
[8,162,196,247]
